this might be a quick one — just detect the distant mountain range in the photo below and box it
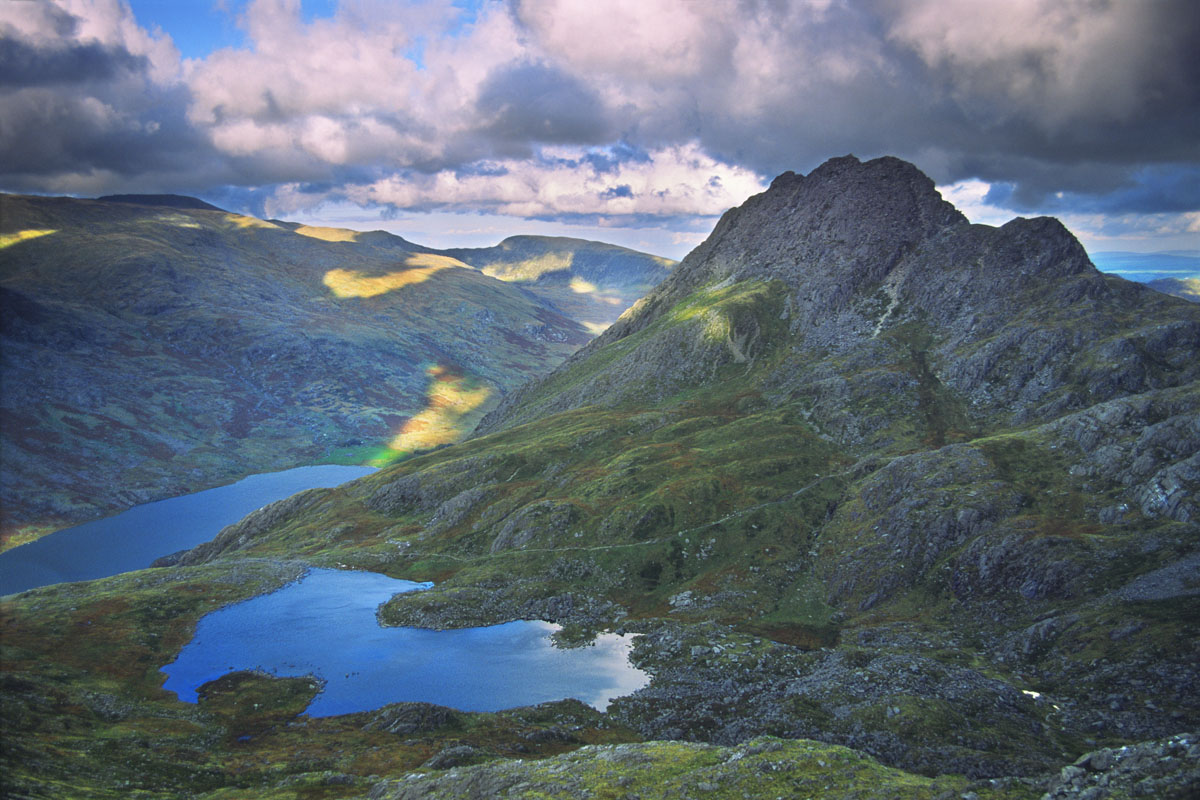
[1090,250,1200,302]
[0,194,672,547]
[3,159,1197,798]
[1090,249,1200,288]
[443,236,675,333]
[1145,277,1200,302]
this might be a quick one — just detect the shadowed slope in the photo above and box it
[168,156,1198,777]
[3,157,1198,799]
[0,194,591,547]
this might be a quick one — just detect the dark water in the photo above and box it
[160,568,649,715]
[0,465,376,595]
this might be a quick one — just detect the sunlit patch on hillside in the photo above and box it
[482,252,573,282]
[223,213,280,230]
[0,229,57,249]
[567,276,626,307]
[294,225,362,242]
[583,321,610,335]
[367,365,492,465]
[322,253,466,298]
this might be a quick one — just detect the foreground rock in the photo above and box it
[4,156,1197,798]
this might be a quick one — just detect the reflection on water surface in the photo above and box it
[161,568,649,716]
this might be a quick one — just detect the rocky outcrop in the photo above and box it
[1042,733,1199,800]
[478,156,1199,438]
[175,489,329,566]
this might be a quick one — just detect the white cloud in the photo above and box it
[513,0,726,81]
[60,0,181,82]
[1062,210,1200,254]
[2,0,1196,252]
[184,0,526,171]
[935,179,1016,227]
[323,143,766,219]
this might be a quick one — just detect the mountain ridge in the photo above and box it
[2,156,1197,798]
[96,193,226,212]
[0,194,670,547]
[443,235,675,333]
[478,155,1197,438]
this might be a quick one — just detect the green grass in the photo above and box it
[5,252,1198,798]
[363,736,1039,800]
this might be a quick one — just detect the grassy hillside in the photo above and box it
[0,194,597,548]
[444,236,675,334]
[3,159,1197,798]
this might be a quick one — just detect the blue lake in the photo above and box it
[0,465,376,595]
[161,568,650,715]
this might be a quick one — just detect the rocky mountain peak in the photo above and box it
[479,155,1198,437]
[670,155,964,285]
[602,155,1108,352]
[600,156,975,343]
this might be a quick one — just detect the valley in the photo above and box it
[2,157,1198,799]
[0,194,672,550]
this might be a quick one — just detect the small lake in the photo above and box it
[0,465,376,595]
[161,568,649,716]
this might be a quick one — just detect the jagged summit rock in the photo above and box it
[657,155,967,297]
[609,154,1099,348]
[7,156,1198,796]
[478,155,1198,435]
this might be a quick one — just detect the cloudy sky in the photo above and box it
[1,0,1198,260]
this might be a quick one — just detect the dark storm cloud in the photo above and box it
[0,75,226,194]
[0,38,148,87]
[0,2,231,196]
[986,166,1200,216]
[2,0,1198,236]
[856,0,1200,216]
[475,62,614,148]
[505,0,1200,219]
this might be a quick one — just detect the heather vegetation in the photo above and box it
[2,158,1197,798]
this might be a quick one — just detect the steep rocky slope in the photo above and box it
[0,197,667,549]
[2,157,1197,798]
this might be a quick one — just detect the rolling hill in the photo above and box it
[443,236,675,334]
[0,194,670,548]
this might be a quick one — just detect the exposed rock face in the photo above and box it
[478,156,1197,437]
[6,156,1198,799]
[1042,732,1199,800]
